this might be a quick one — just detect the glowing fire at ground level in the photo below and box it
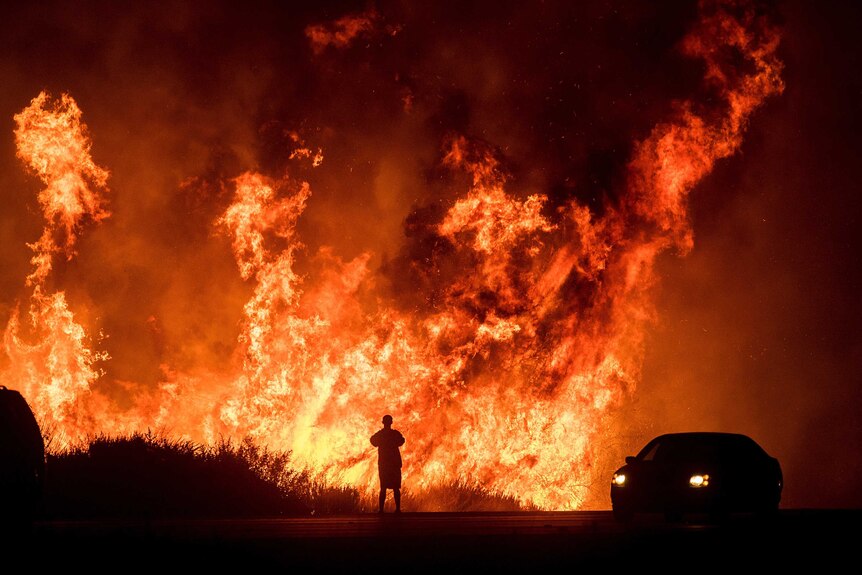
[1,1,782,509]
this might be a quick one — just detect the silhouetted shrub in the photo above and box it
[44,432,329,518]
[43,432,537,518]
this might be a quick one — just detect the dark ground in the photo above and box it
[2,510,857,572]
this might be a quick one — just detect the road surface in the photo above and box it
[6,510,857,572]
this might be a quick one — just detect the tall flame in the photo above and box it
[4,92,110,444]
[2,1,783,508]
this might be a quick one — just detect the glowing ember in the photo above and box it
[1,1,783,509]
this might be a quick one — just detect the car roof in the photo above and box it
[649,432,762,445]
[641,432,768,454]
[655,432,754,440]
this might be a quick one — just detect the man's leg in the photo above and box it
[379,488,386,513]
[394,488,401,512]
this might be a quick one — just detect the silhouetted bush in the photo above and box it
[42,432,537,518]
[44,432,333,518]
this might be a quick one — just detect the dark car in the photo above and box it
[0,386,45,521]
[610,432,782,522]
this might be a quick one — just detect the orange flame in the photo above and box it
[2,1,784,509]
[627,1,784,251]
[13,92,109,285]
[4,92,110,445]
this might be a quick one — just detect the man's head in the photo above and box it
[382,414,393,426]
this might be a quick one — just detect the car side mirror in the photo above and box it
[625,456,637,464]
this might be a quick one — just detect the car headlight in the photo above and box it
[689,474,709,488]
[612,473,626,487]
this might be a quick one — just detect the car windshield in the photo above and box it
[637,434,764,464]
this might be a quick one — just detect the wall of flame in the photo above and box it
[0,0,786,509]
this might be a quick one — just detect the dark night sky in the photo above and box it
[0,0,860,508]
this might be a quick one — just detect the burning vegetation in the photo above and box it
[1,0,782,510]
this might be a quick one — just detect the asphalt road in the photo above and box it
[5,510,857,572]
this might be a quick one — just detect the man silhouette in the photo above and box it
[370,414,405,513]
